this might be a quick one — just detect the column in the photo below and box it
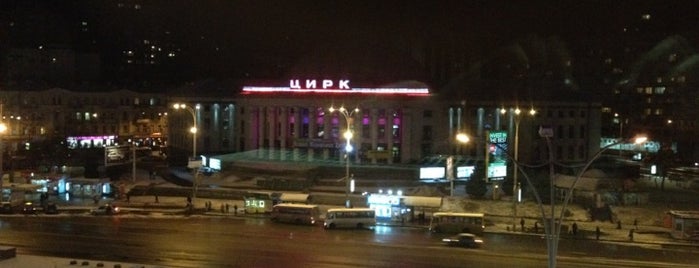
[280,106,289,161]
[370,108,379,164]
[256,106,264,158]
[386,109,394,164]
[307,107,316,162]
[323,108,331,161]
[293,107,302,161]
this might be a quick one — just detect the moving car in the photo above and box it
[441,233,484,248]
[21,201,37,215]
[91,204,120,215]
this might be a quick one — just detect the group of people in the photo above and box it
[518,217,640,241]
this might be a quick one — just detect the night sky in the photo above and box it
[3,0,699,89]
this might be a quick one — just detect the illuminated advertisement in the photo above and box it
[242,79,430,95]
[456,166,475,179]
[419,167,446,180]
[488,131,508,181]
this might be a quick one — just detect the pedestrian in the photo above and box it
[633,218,638,229]
[520,218,525,232]
[155,194,159,203]
[572,222,578,236]
[234,204,238,216]
[534,222,539,233]
[616,220,622,229]
[220,204,225,213]
[628,229,634,241]
[595,226,601,240]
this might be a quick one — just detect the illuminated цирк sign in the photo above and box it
[290,79,350,89]
[242,79,429,95]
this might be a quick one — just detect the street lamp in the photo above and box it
[329,105,359,208]
[494,129,646,268]
[507,107,536,232]
[542,134,647,268]
[172,103,199,160]
[454,133,470,196]
[172,103,200,205]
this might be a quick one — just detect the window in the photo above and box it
[568,125,575,139]
[422,126,433,141]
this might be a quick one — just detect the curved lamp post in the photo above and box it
[329,106,359,208]
[539,134,647,267]
[493,130,646,268]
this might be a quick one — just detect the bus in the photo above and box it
[324,208,376,229]
[270,204,320,225]
[429,212,485,235]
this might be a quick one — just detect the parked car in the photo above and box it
[0,202,13,214]
[91,204,120,215]
[441,233,484,248]
[44,202,59,214]
[21,201,37,215]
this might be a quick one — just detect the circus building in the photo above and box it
[234,78,450,165]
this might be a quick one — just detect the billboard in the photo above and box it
[487,131,508,181]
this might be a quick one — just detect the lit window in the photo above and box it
[654,87,665,94]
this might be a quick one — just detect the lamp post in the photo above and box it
[329,106,359,208]
[508,107,536,231]
[172,103,198,160]
[454,133,470,196]
[541,134,647,268]
[492,126,646,268]
[172,103,199,204]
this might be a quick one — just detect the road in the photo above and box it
[0,214,697,267]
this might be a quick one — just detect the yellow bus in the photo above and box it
[324,208,376,229]
[429,212,485,235]
[270,204,320,225]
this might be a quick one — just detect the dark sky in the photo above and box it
[4,0,699,86]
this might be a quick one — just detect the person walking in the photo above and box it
[572,222,578,236]
[595,226,601,240]
[628,229,634,241]
[617,220,622,229]
[520,218,525,232]
[634,218,638,229]
[534,222,539,233]
[233,204,238,216]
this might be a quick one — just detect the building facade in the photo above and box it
[233,80,449,165]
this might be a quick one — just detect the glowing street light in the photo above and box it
[172,102,200,205]
[541,134,647,268]
[329,105,359,208]
[503,107,536,232]
[454,133,470,196]
[172,103,199,160]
